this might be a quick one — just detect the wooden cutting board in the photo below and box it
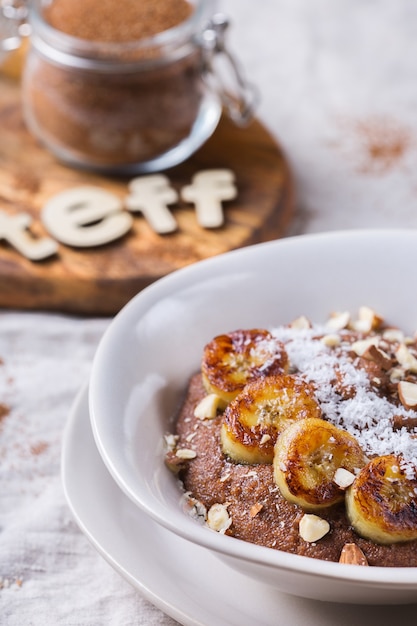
[0,70,294,316]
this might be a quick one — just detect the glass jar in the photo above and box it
[2,0,257,174]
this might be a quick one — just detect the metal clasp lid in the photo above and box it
[199,13,259,126]
[0,0,30,53]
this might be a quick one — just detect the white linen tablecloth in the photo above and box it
[0,313,181,625]
[3,0,417,623]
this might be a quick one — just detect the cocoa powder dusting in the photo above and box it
[335,115,412,175]
[43,0,194,43]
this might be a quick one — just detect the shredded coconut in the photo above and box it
[271,323,417,475]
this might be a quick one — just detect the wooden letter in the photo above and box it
[181,169,237,228]
[125,175,178,234]
[42,186,133,247]
[0,210,58,261]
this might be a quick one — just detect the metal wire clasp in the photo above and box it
[0,0,30,52]
[199,13,259,126]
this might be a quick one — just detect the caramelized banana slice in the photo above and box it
[202,329,288,408]
[274,418,367,510]
[346,454,417,544]
[221,374,321,464]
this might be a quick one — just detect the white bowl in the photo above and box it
[89,229,417,605]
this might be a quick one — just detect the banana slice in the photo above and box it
[220,374,322,464]
[273,418,367,510]
[346,454,417,544]
[202,329,288,408]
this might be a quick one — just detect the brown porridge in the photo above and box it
[165,308,417,566]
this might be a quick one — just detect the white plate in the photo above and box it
[62,385,417,625]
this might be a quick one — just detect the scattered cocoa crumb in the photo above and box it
[0,576,24,589]
[0,403,10,423]
[30,441,49,456]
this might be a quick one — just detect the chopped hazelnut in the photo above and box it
[351,336,379,357]
[164,433,179,452]
[396,343,417,373]
[326,311,350,331]
[383,328,404,343]
[299,514,330,543]
[207,503,232,533]
[260,434,271,445]
[194,393,222,419]
[333,467,355,489]
[390,367,405,383]
[176,448,197,460]
[398,380,417,409]
[362,344,393,370]
[354,306,384,332]
[321,334,341,347]
[249,502,264,518]
[164,450,187,474]
[339,543,369,565]
[289,315,312,329]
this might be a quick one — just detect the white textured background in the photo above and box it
[224,0,417,233]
